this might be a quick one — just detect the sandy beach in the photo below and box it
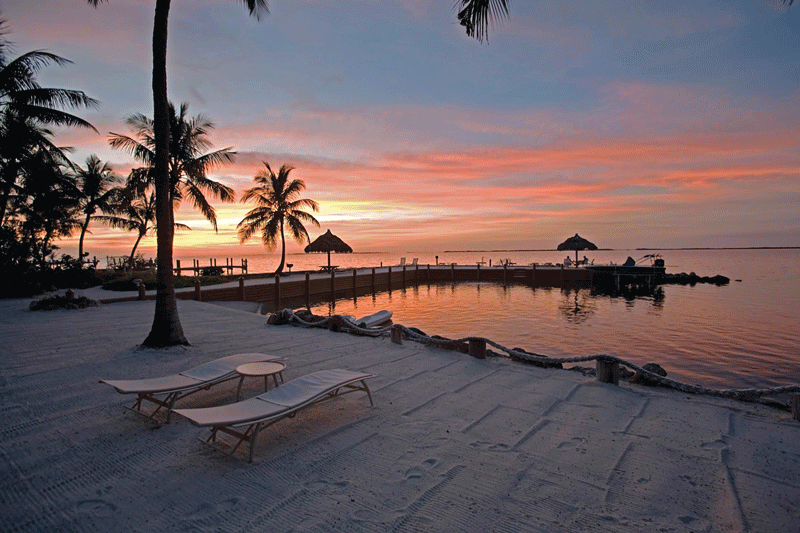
[1,297,798,532]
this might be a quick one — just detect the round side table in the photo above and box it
[234,361,286,401]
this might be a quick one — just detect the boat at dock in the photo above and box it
[584,254,666,288]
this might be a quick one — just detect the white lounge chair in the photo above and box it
[100,353,284,422]
[174,369,376,462]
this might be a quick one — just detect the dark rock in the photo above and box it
[630,362,668,386]
[569,366,596,376]
[619,366,634,379]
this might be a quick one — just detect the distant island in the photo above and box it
[442,246,799,253]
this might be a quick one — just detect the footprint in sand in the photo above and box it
[557,437,585,450]
[469,441,510,451]
[76,499,116,517]
[405,458,439,481]
[186,497,241,519]
[700,439,727,450]
[305,479,348,492]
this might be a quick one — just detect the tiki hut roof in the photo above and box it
[304,229,353,254]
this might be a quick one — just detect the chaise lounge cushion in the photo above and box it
[175,369,374,427]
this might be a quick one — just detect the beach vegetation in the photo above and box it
[0,16,103,296]
[74,155,125,266]
[29,293,99,310]
[0,16,98,225]
[238,162,319,275]
[102,270,229,292]
[95,184,190,271]
[108,102,236,232]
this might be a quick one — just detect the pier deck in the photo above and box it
[98,263,594,308]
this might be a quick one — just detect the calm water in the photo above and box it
[185,249,799,390]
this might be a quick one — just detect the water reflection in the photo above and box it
[558,287,597,324]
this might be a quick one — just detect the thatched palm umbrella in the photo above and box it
[304,229,353,268]
[557,233,598,263]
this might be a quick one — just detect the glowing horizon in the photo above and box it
[3,0,798,260]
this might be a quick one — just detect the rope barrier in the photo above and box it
[278,310,799,405]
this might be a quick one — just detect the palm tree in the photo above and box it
[14,150,82,269]
[97,186,190,271]
[0,16,98,223]
[238,162,319,275]
[109,102,236,231]
[455,0,511,42]
[85,0,503,346]
[74,155,123,265]
[86,0,267,347]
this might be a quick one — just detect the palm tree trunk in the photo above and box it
[273,219,285,275]
[143,0,188,347]
[78,213,91,267]
[128,231,145,271]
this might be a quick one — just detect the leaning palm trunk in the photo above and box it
[275,219,286,275]
[128,231,145,271]
[78,212,92,265]
[143,0,188,347]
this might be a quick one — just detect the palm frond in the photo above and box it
[455,0,510,42]
[12,87,99,112]
[108,133,154,165]
[5,103,97,131]
[183,180,219,230]
[241,0,270,20]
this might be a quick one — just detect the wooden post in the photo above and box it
[194,279,201,301]
[390,324,403,344]
[243,258,248,274]
[426,264,430,286]
[138,284,146,301]
[560,263,564,283]
[237,277,245,301]
[176,259,181,274]
[388,266,392,294]
[305,272,311,308]
[402,265,406,288]
[596,358,619,385]
[476,264,480,282]
[353,268,357,302]
[503,264,507,284]
[274,274,281,310]
[532,263,536,286]
[792,394,800,422]
[468,339,486,359]
[415,264,419,287]
[451,263,455,282]
[371,267,376,294]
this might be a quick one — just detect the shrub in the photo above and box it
[29,294,99,311]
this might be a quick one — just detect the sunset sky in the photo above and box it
[3,0,799,258]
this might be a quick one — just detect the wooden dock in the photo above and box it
[174,258,248,276]
[101,263,594,309]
